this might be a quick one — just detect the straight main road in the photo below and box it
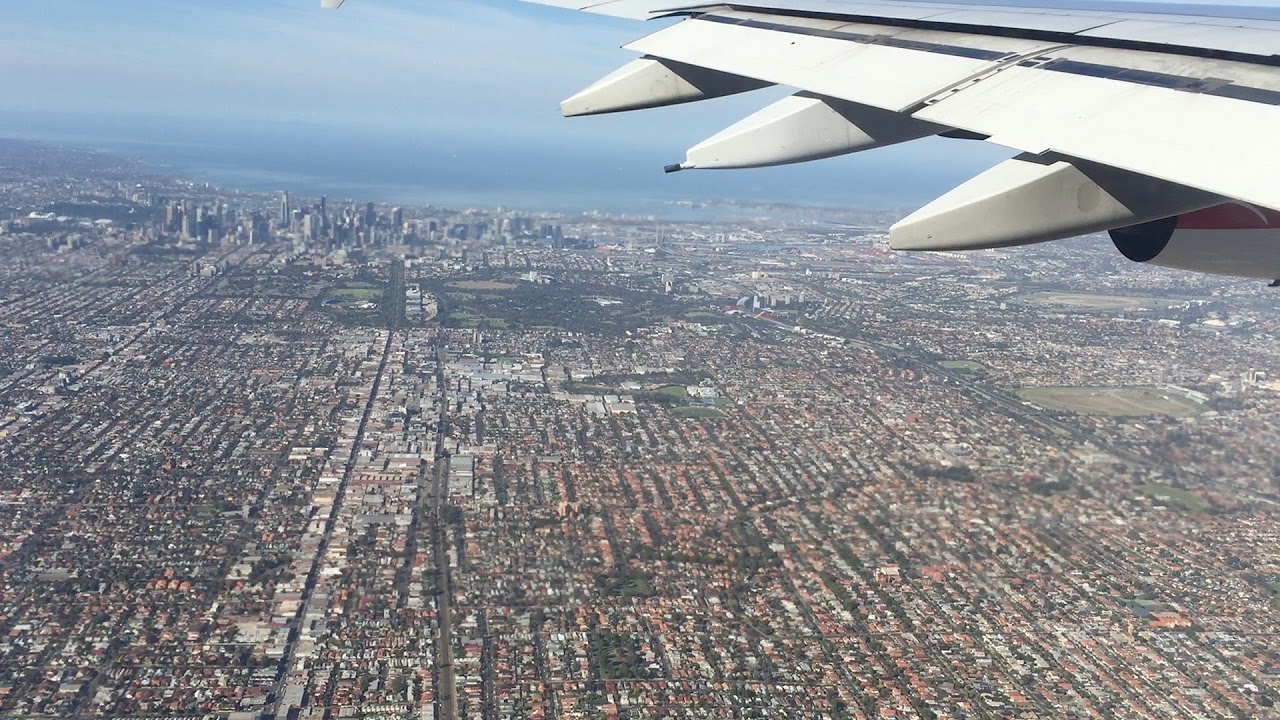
[430,332,458,720]
[270,328,395,717]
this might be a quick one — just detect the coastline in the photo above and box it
[0,111,1003,220]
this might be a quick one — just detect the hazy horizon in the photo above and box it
[0,109,1015,216]
[0,0,1024,215]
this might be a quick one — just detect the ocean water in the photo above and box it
[0,111,1010,217]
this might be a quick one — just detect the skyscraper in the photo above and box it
[280,191,290,225]
[165,202,180,232]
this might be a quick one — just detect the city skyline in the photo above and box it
[4,0,1276,206]
[0,0,1016,211]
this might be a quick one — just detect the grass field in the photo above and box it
[578,383,694,404]
[326,287,380,303]
[447,280,517,290]
[683,310,725,323]
[654,385,691,399]
[1030,292,1165,311]
[1135,483,1209,512]
[319,283,385,326]
[1018,386,1201,417]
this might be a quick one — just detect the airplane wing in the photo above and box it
[325,0,1280,279]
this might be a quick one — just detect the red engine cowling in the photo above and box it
[1111,203,1280,279]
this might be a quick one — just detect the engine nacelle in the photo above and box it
[1111,204,1280,279]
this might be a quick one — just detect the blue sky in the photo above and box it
[0,0,1266,209]
[0,0,704,144]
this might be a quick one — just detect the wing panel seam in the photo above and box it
[700,13,1014,61]
[685,4,1280,66]
[1039,58,1280,106]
